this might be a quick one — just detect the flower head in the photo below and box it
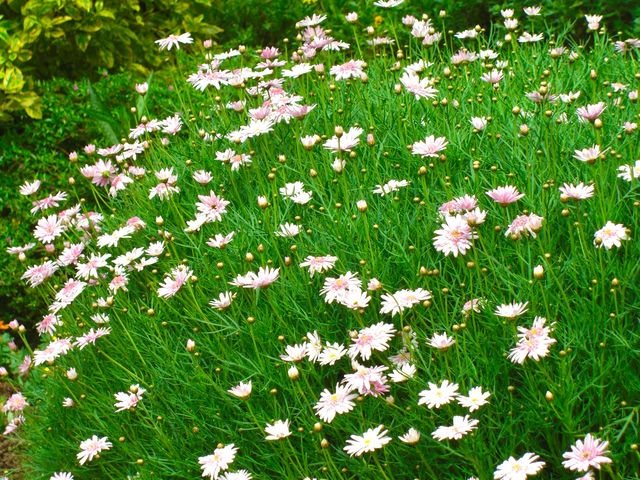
[344,425,392,456]
[562,434,612,472]
[494,453,545,480]
[155,32,193,50]
[77,435,112,465]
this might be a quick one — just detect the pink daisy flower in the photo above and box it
[433,214,475,257]
[486,185,525,206]
[576,102,606,122]
[411,135,448,158]
[562,434,612,472]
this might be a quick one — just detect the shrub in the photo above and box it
[0,0,221,120]
[7,5,640,480]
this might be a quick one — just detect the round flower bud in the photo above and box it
[287,365,299,380]
[258,196,269,209]
[533,264,545,279]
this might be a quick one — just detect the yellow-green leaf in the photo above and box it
[1,66,24,94]
[50,16,73,26]
[96,8,115,19]
[75,0,92,11]
[76,32,91,51]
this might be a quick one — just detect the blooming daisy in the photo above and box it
[411,135,448,157]
[265,419,291,440]
[343,425,392,457]
[314,384,357,423]
[494,453,545,480]
[457,386,491,411]
[562,434,612,472]
[418,379,459,409]
[155,32,193,50]
[77,435,112,465]
[199,444,238,480]
[594,222,628,249]
[433,214,475,257]
[432,415,479,441]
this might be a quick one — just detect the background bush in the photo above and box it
[0,0,221,120]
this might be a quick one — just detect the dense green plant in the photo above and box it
[0,0,221,120]
[6,5,640,480]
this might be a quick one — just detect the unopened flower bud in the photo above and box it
[288,365,299,380]
[258,196,269,209]
[533,264,545,279]
[135,83,148,95]
[367,134,375,146]
[356,200,368,212]
[186,339,196,352]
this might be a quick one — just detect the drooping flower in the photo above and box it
[114,385,146,412]
[158,265,194,298]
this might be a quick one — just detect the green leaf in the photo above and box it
[99,48,113,67]
[75,0,92,11]
[1,65,24,94]
[50,15,73,26]
[75,32,91,51]
[21,92,42,118]
[87,80,119,144]
[96,8,115,19]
